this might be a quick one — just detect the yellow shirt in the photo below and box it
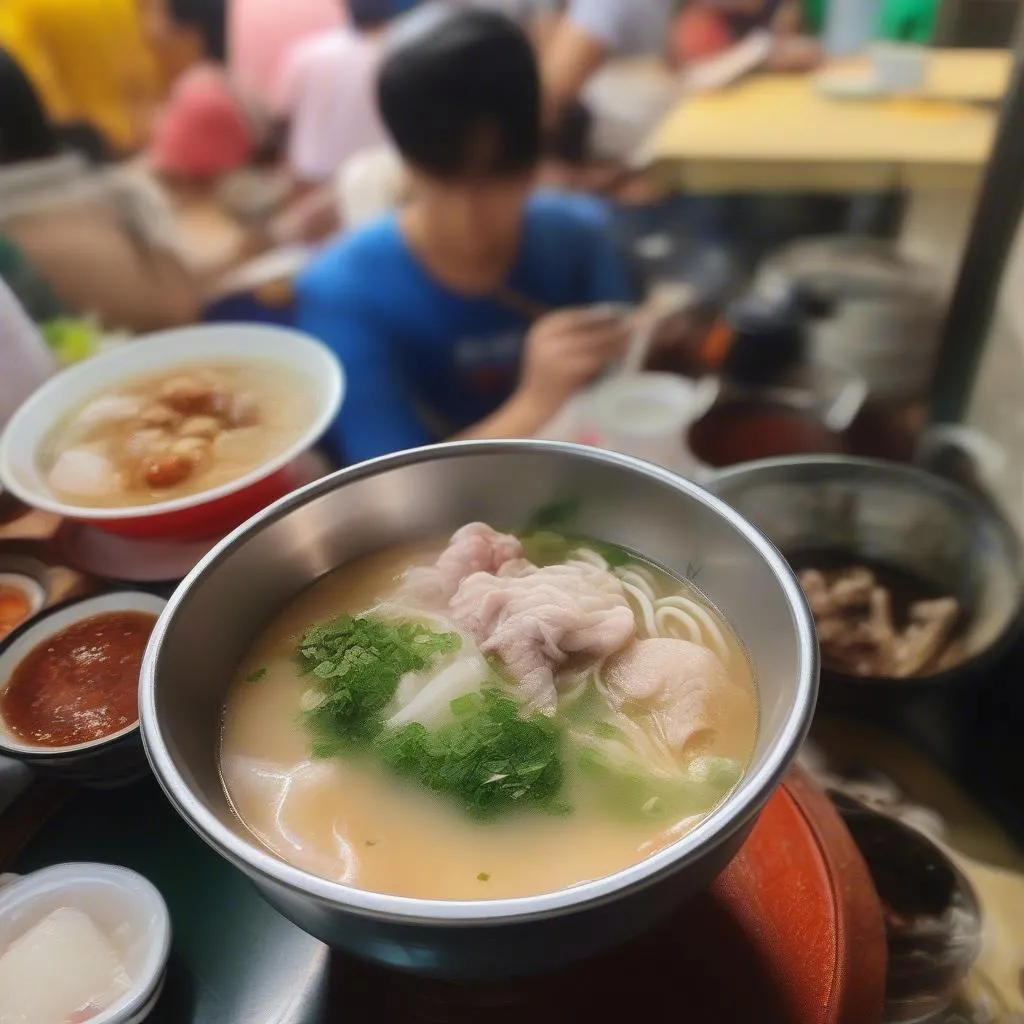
[0,0,162,151]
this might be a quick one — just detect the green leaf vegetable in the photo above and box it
[524,497,582,534]
[375,691,567,821]
[576,742,741,822]
[298,617,569,821]
[520,531,632,569]
[299,615,461,756]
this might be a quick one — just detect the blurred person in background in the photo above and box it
[0,0,163,154]
[0,277,56,428]
[540,0,674,126]
[464,0,561,50]
[138,0,343,179]
[138,0,265,180]
[274,0,408,189]
[672,0,823,73]
[297,5,635,464]
[0,48,201,334]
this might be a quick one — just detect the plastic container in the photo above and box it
[822,0,883,55]
[0,863,171,1024]
[872,42,929,93]
[578,373,719,476]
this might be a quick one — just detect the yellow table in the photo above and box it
[646,49,1009,193]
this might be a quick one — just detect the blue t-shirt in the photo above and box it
[296,191,634,463]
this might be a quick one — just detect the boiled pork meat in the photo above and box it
[450,561,636,713]
[399,522,522,608]
[604,638,754,761]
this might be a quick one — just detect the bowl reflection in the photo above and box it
[141,441,817,978]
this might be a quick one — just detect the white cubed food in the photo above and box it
[0,906,131,1024]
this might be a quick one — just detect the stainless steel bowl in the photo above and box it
[140,441,817,978]
[709,456,1023,703]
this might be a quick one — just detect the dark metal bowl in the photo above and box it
[709,456,1023,710]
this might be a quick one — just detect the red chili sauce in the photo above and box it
[1,611,157,747]
[0,584,33,641]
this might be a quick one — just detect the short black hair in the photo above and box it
[377,4,541,180]
[168,0,227,62]
[0,48,60,165]
[348,0,396,31]
[547,100,593,165]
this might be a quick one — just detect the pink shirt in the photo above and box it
[275,28,386,184]
[228,0,342,109]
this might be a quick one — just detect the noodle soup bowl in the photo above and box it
[141,441,818,978]
[0,324,344,542]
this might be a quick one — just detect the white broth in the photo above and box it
[39,361,310,508]
[220,528,758,901]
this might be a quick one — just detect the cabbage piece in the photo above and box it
[571,713,741,822]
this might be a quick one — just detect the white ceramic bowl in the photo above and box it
[0,591,167,785]
[0,324,344,541]
[0,863,171,1024]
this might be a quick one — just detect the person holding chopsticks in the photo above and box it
[297,4,635,465]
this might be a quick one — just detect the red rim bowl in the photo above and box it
[0,325,344,541]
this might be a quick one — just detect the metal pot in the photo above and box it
[755,237,946,403]
[708,456,1024,708]
[140,441,817,978]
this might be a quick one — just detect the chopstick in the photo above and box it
[491,285,553,323]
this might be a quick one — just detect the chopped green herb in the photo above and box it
[245,666,267,684]
[477,872,490,882]
[589,541,632,568]
[525,497,581,534]
[375,690,568,820]
[365,840,378,847]
[449,692,481,718]
[520,531,633,570]
[299,615,461,756]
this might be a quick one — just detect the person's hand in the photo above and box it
[765,34,823,72]
[771,0,803,36]
[268,187,341,247]
[518,306,631,416]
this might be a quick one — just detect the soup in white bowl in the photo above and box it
[40,361,310,510]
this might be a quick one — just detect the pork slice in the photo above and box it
[604,638,754,761]
[397,522,523,610]
[450,562,636,714]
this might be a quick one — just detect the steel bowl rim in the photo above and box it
[707,454,1024,689]
[141,439,818,924]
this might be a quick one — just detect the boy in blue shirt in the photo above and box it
[296,4,634,463]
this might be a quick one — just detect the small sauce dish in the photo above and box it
[0,592,166,786]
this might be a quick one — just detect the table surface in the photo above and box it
[646,48,1009,193]
[2,500,1023,1019]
